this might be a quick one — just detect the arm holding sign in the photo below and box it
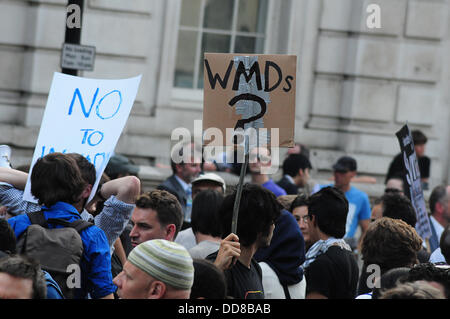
[87,175,140,248]
[95,175,140,204]
[0,167,28,190]
[0,167,40,217]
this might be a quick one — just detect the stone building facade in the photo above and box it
[0,0,448,191]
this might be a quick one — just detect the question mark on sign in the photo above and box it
[229,93,267,129]
[229,93,267,145]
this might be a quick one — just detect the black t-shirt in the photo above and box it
[207,252,264,299]
[304,246,359,299]
[385,153,430,184]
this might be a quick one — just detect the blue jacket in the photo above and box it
[254,209,306,286]
[8,201,116,299]
[43,270,64,299]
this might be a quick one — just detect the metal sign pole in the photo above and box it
[62,0,84,76]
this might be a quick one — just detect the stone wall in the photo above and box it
[293,0,450,188]
[0,0,448,190]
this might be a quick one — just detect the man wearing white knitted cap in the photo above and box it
[113,239,194,299]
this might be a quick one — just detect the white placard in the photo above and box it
[23,72,142,203]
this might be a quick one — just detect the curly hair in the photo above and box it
[379,281,444,299]
[135,190,183,237]
[361,217,423,272]
[371,267,410,299]
[406,263,450,298]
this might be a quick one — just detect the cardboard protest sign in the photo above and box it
[203,53,296,149]
[23,72,142,203]
[395,124,432,241]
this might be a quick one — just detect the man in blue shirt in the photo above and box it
[317,156,371,251]
[7,153,116,299]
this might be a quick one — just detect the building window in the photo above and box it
[174,0,269,90]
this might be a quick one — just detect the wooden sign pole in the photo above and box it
[231,135,249,235]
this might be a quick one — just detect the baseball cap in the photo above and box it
[332,156,357,172]
[105,154,139,177]
[192,173,226,192]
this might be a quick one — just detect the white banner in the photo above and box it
[23,72,142,203]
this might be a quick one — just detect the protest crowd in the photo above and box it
[0,126,449,301]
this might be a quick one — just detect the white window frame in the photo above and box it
[156,0,281,111]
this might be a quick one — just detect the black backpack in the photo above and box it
[16,211,93,299]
